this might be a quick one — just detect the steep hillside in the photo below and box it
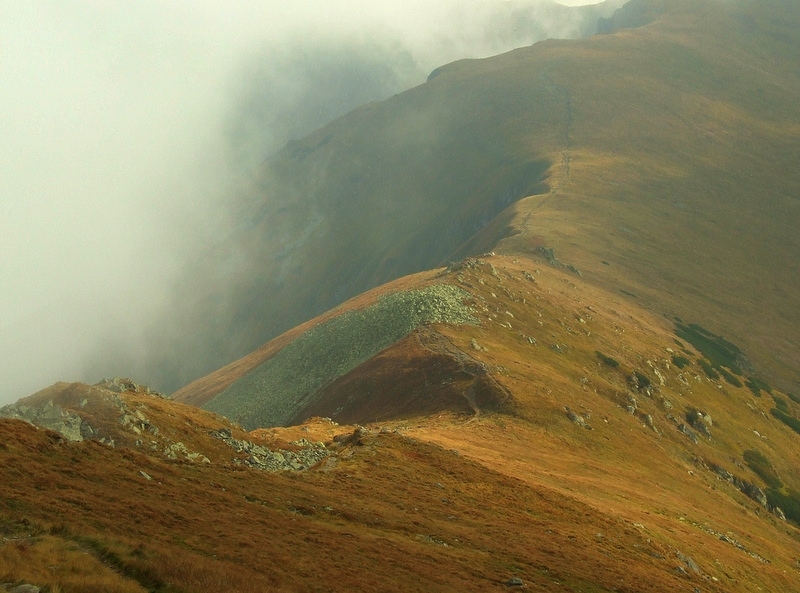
[4,1,800,591]
[173,251,800,582]
[158,0,800,397]
[6,252,800,590]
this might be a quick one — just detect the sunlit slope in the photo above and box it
[5,256,800,593]
[204,0,800,396]
[491,0,800,393]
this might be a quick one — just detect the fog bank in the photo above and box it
[0,0,618,404]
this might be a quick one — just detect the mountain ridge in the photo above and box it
[147,0,800,399]
[4,1,800,590]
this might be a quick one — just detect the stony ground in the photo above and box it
[204,284,478,429]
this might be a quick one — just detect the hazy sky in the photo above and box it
[0,0,613,405]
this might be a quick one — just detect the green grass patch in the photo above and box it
[743,449,782,490]
[771,408,800,436]
[595,351,620,368]
[675,322,743,374]
[746,377,772,397]
[719,367,743,388]
[766,488,800,526]
[699,359,720,380]
[773,394,789,414]
[671,355,690,369]
[788,393,800,405]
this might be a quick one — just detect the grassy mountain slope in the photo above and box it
[5,1,800,590]
[168,0,800,397]
[6,251,800,591]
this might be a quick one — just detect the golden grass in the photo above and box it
[4,4,800,590]
[5,252,793,591]
[0,406,727,592]
[0,533,146,593]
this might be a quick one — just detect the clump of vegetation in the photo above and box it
[632,371,651,390]
[596,351,619,368]
[675,323,748,386]
[743,449,782,490]
[675,322,743,373]
[718,367,743,388]
[788,393,800,405]
[773,394,789,414]
[770,408,800,436]
[671,355,690,369]
[746,377,772,397]
[766,488,800,526]
[699,360,720,380]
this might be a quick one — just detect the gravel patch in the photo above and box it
[204,284,478,429]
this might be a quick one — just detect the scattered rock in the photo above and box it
[565,407,592,430]
[470,339,487,352]
[677,423,699,444]
[537,246,557,265]
[205,283,479,429]
[443,257,494,276]
[681,514,770,563]
[0,400,88,442]
[676,551,700,573]
[628,371,652,395]
[638,412,656,431]
[705,460,773,511]
[738,481,768,507]
[139,470,152,481]
[505,577,525,587]
[10,585,41,593]
[210,427,329,472]
[95,377,167,398]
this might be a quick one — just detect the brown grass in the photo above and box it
[0,408,728,593]
[7,4,800,585]
[0,532,146,593]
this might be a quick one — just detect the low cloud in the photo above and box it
[0,0,618,404]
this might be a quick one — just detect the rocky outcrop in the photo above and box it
[0,400,90,442]
[708,461,769,509]
[95,377,168,398]
[677,423,699,444]
[210,428,329,471]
